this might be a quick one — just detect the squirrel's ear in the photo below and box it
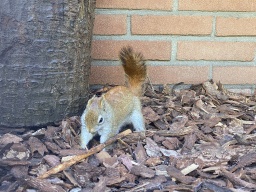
[87,95,96,106]
[99,95,107,111]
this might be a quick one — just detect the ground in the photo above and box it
[1,80,256,192]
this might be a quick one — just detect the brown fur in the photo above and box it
[119,46,147,96]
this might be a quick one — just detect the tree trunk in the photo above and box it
[0,0,95,127]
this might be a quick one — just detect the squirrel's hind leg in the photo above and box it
[130,108,145,132]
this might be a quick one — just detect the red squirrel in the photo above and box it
[80,47,147,148]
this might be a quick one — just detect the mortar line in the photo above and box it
[211,16,216,37]
[93,35,256,42]
[94,9,256,17]
[253,44,256,62]
[209,63,213,80]
[171,38,177,62]
[172,0,179,12]
[126,15,132,37]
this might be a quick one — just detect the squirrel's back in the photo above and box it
[119,46,147,96]
[104,86,137,125]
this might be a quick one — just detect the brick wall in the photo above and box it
[90,0,256,89]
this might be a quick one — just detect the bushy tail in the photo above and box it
[119,46,147,96]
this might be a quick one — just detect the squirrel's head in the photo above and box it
[83,95,109,134]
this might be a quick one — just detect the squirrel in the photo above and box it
[80,46,147,149]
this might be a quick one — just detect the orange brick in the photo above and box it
[93,15,127,35]
[90,66,125,85]
[177,41,256,61]
[96,0,173,10]
[179,0,256,11]
[148,66,210,84]
[213,66,256,84]
[91,40,171,60]
[216,17,256,36]
[89,66,210,85]
[131,15,213,35]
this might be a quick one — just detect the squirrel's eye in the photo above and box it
[98,117,104,124]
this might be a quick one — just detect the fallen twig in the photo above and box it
[37,129,132,179]
[221,167,256,189]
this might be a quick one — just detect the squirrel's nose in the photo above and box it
[88,128,96,134]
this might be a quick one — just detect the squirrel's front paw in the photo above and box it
[80,128,93,149]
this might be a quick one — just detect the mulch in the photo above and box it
[1,80,256,192]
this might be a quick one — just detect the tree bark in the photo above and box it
[0,0,95,127]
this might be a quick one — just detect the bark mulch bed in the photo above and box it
[1,81,256,192]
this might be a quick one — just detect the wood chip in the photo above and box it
[131,165,155,178]
[166,165,196,184]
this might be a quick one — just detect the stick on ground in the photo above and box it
[37,129,132,179]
